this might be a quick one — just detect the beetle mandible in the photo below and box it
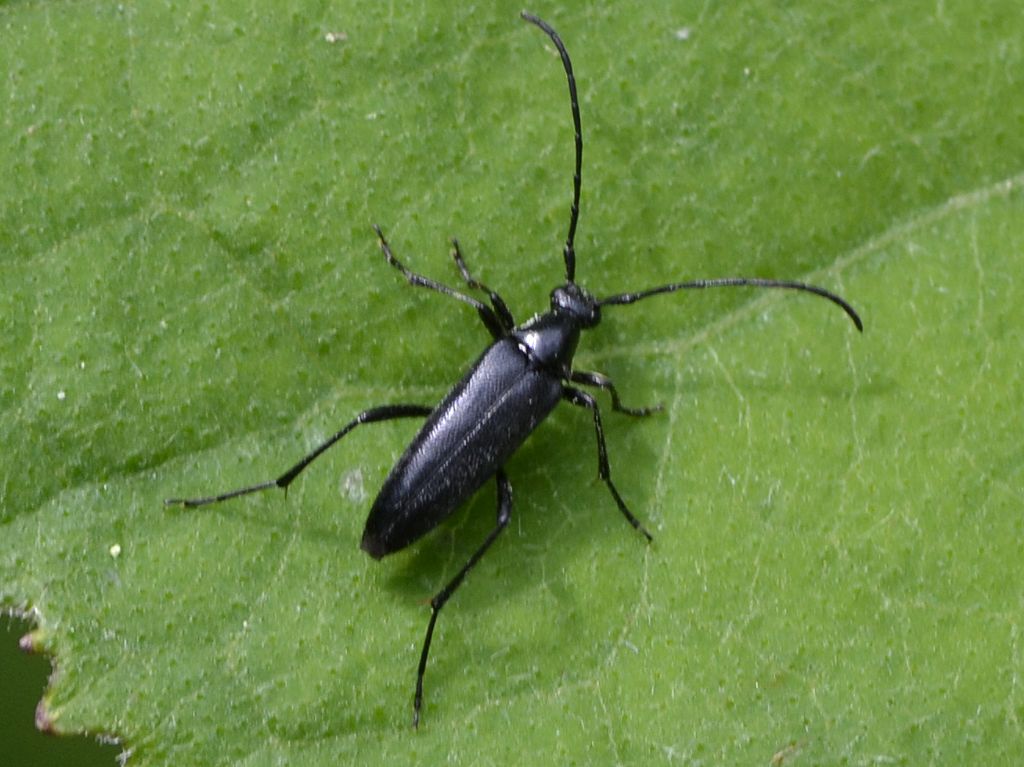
[167,11,863,727]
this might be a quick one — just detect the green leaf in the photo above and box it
[3,1,1022,764]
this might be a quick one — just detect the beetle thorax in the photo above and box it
[511,284,600,376]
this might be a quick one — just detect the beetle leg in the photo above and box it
[563,386,654,542]
[413,467,512,728]
[570,369,663,416]
[374,225,506,340]
[165,404,433,508]
[450,238,516,333]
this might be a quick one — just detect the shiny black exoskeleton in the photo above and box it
[362,283,611,560]
[167,12,862,727]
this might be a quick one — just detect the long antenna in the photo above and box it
[522,12,582,284]
[600,277,864,331]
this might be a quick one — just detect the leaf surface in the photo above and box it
[2,1,1022,764]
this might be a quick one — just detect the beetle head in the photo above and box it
[550,283,601,328]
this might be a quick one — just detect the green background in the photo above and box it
[2,0,1022,764]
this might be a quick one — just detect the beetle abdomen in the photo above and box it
[361,337,562,558]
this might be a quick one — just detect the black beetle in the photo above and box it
[167,11,862,727]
